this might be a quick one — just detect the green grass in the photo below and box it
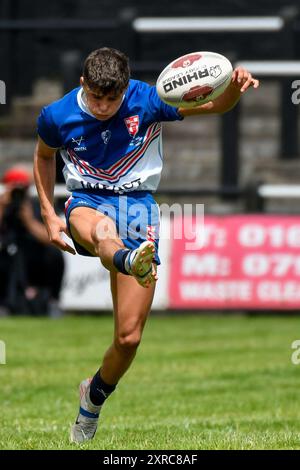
[1,314,300,450]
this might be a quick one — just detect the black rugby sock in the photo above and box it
[113,248,131,275]
[89,369,117,406]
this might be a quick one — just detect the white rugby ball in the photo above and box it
[156,51,233,108]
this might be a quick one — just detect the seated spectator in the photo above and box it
[0,166,65,317]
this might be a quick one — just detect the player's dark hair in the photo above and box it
[83,47,130,96]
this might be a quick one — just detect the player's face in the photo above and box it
[81,80,125,121]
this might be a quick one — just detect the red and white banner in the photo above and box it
[169,215,300,309]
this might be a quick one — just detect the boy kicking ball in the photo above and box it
[33,47,258,442]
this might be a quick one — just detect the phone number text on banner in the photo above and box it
[169,215,300,309]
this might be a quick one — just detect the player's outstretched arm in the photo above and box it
[179,67,259,117]
[33,137,75,254]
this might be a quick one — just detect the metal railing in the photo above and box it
[133,16,285,33]
[2,183,299,214]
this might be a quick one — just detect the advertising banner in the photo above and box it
[169,215,300,309]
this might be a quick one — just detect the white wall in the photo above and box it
[60,216,171,311]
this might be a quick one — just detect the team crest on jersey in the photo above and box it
[124,115,139,137]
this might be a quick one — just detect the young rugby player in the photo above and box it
[34,47,259,442]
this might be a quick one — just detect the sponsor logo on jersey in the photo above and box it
[101,130,112,144]
[72,136,87,151]
[80,178,142,193]
[72,136,84,146]
[129,136,143,147]
[124,115,139,137]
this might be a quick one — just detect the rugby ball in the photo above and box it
[156,51,233,108]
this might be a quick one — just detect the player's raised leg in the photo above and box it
[68,206,157,287]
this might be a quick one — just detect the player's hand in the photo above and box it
[231,67,259,93]
[43,213,76,254]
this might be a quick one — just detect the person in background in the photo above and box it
[0,166,65,317]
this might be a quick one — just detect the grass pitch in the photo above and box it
[0,314,300,450]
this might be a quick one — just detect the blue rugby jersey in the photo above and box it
[37,79,183,194]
